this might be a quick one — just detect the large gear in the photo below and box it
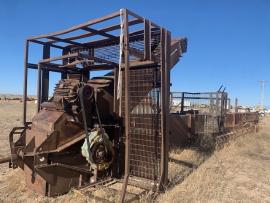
[52,79,94,114]
[53,79,82,107]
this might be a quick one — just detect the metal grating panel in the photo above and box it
[122,67,161,180]
[69,29,161,65]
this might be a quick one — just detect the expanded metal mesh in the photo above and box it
[122,67,161,180]
[70,29,161,66]
[193,115,220,135]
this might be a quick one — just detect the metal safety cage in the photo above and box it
[21,8,187,201]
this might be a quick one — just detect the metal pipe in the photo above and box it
[113,67,118,113]
[180,92,185,113]
[144,19,151,60]
[120,8,130,203]
[37,63,42,112]
[23,40,29,125]
[0,156,11,164]
[28,11,121,40]
[159,28,170,189]
[159,28,166,190]
[164,29,171,184]
[41,44,50,103]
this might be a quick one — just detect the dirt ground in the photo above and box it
[0,100,269,203]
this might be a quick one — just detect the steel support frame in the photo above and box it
[21,10,175,202]
[120,16,170,203]
[23,40,29,125]
[41,44,50,104]
[23,42,72,122]
[22,8,155,124]
[29,11,121,41]
[22,9,136,124]
[37,44,50,112]
[159,28,170,189]
[120,9,130,203]
[37,63,42,112]
[119,9,167,202]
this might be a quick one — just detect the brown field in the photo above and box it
[0,100,269,203]
[158,118,270,203]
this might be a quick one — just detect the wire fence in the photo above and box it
[170,92,229,117]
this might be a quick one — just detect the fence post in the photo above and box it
[181,92,185,114]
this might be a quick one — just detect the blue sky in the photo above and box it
[0,0,270,106]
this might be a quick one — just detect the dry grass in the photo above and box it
[0,101,35,159]
[0,101,269,203]
[158,118,270,203]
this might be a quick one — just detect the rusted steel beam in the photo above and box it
[86,60,156,72]
[159,28,170,189]
[113,67,118,113]
[159,28,165,189]
[97,18,142,34]
[61,48,69,79]
[62,63,115,71]
[67,28,160,50]
[39,52,80,64]
[36,53,118,75]
[34,62,80,73]
[120,8,130,203]
[27,63,38,69]
[126,9,144,21]
[58,59,94,68]
[29,39,64,49]
[144,19,151,60]
[28,11,120,40]
[81,27,117,39]
[47,36,84,46]
[164,29,171,184]
[180,92,185,113]
[170,38,187,69]
[127,9,160,28]
[37,63,42,112]
[47,18,142,44]
[41,44,50,103]
[92,56,118,66]
[40,53,118,71]
[23,40,29,125]
[47,60,155,71]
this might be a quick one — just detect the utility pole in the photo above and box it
[258,80,267,111]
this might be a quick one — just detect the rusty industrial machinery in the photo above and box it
[169,91,259,149]
[1,9,259,202]
[3,9,187,202]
